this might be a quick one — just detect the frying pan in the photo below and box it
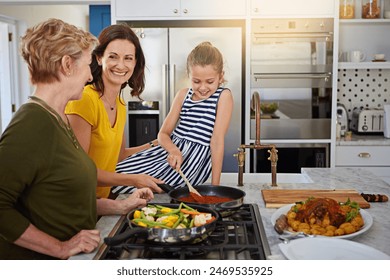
[104,203,219,246]
[158,183,246,217]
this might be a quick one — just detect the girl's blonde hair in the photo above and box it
[186,41,226,83]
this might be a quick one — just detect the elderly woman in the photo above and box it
[0,18,153,260]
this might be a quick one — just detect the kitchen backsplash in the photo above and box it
[337,68,390,120]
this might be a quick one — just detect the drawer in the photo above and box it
[335,146,390,166]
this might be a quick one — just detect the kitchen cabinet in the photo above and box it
[335,145,390,184]
[113,0,246,19]
[250,0,335,17]
[335,0,390,173]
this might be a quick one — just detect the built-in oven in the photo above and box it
[127,101,159,147]
[250,18,334,141]
[250,143,329,173]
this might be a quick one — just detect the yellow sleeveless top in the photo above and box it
[65,85,127,198]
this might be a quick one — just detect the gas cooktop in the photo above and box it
[94,204,271,260]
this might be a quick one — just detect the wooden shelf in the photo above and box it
[340,19,390,24]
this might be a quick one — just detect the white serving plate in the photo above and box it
[271,204,373,239]
[279,237,390,260]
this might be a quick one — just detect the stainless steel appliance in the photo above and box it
[251,143,329,173]
[351,107,385,134]
[93,204,271,260]
[337,103,349,136]
[121,20,244,172]
[250,18,334,141]
[127,101,159,147]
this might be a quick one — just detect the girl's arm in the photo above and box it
[119,131,158,161]
[210,89,234,185]
[158,88,188,170]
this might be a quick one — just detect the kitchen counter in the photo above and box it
[337,133,390,146]
[70,167,390,260]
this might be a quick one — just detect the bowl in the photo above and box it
[260,102,278,114]
[374,54,385,61]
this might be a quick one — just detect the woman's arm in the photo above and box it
[14,224,100,259]
[67,114,163,192]
[210,89,234,185]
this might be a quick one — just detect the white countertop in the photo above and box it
[70,167,390,260]
[337,133,390,146]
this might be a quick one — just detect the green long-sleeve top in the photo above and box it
[0,103,97,259]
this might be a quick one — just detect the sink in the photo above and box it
[219,173,313,184]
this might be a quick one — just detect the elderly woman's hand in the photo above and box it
[118,188,154,215]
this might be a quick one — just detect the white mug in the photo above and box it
[348,51,366,63]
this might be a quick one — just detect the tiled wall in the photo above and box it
[337,68,390,120]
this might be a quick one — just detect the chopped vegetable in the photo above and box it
[131,202,215,229]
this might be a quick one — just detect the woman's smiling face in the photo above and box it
[98,39,136,88]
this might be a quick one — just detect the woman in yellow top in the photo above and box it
[66,24,162,215]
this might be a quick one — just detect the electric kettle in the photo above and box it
[337,103,349,136]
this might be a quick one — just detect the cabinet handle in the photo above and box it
[173,9,178,14]
[183,9,188,14]
[358,152,371,158]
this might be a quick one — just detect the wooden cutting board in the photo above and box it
[261,189,370,208]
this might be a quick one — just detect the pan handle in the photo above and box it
[104,227,149,246]
[157,183,175,193]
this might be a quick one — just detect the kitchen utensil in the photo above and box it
[279,238,390,260]
[279,232,316,244]
[262,189,370,208]
[177,169,203,201]
[158,183,246,217]
[361,193,389,202]
[104,203,219,246]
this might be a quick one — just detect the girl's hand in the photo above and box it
[167,150,183,171]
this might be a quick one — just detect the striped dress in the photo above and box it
[112,87,224,194]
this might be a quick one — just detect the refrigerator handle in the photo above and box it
[162,64,169,120]
[169,64,176,113]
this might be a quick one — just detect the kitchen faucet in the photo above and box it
[234,91,278,187]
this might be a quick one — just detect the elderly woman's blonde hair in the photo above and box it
[20,18,97,84]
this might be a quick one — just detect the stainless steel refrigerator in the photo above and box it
[125,23,243,172]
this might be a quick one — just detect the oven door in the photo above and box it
[250,143,329,173]
[250,18,333,141]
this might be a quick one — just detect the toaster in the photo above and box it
[351,108,384,133]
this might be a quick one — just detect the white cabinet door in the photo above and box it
[114,0,246,19]
[251,0,336,17]
[335,146,390,166]
[114,0,181,18]
[183,0,246,17]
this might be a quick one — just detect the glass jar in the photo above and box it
[340,0,355,19]
[384,0,390,18]
[362,0,381,19]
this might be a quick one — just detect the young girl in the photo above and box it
[113,41,233,194]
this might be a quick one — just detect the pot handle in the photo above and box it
[104,227,149,246]
[157,183,175,193]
